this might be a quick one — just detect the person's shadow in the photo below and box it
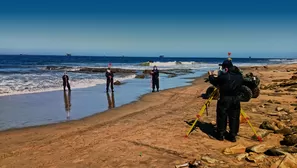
[106,92,115,109]
[63,90,71,119]
[185,120,217,139]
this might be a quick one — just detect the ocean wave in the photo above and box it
[0,74,136,96]
[43,66,138,73]
[268,59,297,64]
[139,61,199,67]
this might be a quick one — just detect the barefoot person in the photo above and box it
[62,72,71,91]
[151,65,160,92]
[208,59,243,142]
[105,64,114,93]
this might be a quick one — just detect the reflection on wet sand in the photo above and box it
[63,91,71,119]
[106,92,115,109]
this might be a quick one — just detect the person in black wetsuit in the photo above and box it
[62,72,71,91]
[106,67,114,92]
[208,59,243,142]
[151,65,159,92]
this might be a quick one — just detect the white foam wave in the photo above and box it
[146,61,198,67]
[0,74,136,97]
[269,59,297,63]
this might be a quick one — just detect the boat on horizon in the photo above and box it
[66,53,71,56]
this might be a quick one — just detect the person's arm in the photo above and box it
[208,75,218,86]
[111,71,114,78]
[208,71,220,86]
[156,70,159,77]
[105,71,109,78]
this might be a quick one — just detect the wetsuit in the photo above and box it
[62,75,71,91]
[106,69,114,92]
[151,69,159,92]
[209,65,243,142]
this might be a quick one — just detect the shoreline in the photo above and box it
[1,63,296,167]
[0,63,293,133]
[0,73,206,134]
[0,70,205,132]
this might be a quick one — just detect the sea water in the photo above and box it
[0,55,295,130]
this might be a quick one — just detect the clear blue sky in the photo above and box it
[0,0,296,57]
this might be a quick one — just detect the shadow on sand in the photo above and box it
[185,120,217,139]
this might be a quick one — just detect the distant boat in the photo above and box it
[159,55,164,58]
[249,56,252,59]
[66,53,71,56]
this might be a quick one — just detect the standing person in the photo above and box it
[151,65,159,92]
[208,59,243,142]
[106,65,114,93]
[62,71,71,91]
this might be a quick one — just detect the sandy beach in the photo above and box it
[0,63,297,168]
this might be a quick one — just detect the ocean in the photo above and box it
[1,55,296,96]
[0,55,296,131]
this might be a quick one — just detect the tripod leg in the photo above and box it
[185,89,217,137]
[240,109,263,142]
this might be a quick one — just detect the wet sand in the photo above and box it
[0,71,203,131]
[0,64,297,167]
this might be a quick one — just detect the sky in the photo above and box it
[0,0,296,57]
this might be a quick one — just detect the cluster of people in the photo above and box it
[208,59,243,142]
[62,65,160,93]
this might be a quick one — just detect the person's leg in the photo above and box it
[152,78,156,92]
[156,78,159,92]
[227,97,240,142]
[106,79,110,92]
[216,98,229,140]
[111,78,114,92]
[67,83,71,91]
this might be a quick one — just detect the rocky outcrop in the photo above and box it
[279,81,297,87]
[282,134,297,146]
[113,80,122,85]
[290,76,297,80]
[265,146,297,156]
[268,99,281,104]
[168,74,177,78]
[223,144,246,155]
[246,144,270,154]
[201,156,219,164]
[260,120,281,131]
[236,153,248,161]
[135,74,146,79]
[276,107,284,112]
[246,152,266,163]
[270,153,297,168]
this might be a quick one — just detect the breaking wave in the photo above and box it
[0,73,136,96]
[139,61,198,67]
[269,59,297,64]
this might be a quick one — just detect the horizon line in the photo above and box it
[0,54,295,59]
